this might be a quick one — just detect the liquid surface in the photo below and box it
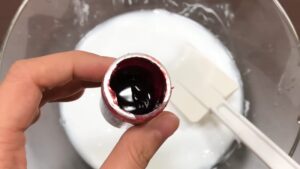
[110,66,157,115]
[60,10,244,169]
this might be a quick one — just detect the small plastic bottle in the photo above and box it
[100,53,172,128]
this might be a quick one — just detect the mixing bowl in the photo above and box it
[1,0,300,169]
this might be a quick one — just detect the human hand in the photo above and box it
[0,51,179,169]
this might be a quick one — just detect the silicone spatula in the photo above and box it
[170,45,300,169]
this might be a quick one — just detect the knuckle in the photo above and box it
[2,60,34,89]
[8,60,30,78]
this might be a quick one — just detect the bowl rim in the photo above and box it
[0,0,299,63]
[0,0,29,61]
[0,0,299,161]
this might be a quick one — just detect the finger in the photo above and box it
[5,51,113,90]
[31,110,41,125]
[0,51,114,131]
[40,89,85,107]
[37,89,85,122]
[41,81,100,105]
[101,112,179,169]
[42,80,83,102]
[51,89,85,102]
[80,81,102,88]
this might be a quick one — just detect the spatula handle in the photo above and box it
[212,103,300,169]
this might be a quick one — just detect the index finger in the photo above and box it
[6,50,114,90]
[0,51,114,130]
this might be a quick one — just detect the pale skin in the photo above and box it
[0,51,179,169]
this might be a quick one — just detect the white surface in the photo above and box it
[59,9,244,169]
[170,44,239,122]
[213,103,300,169]
[169,44,300,169]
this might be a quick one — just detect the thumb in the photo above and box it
[101,111,179,169]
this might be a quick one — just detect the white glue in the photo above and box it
[60,9,244,169]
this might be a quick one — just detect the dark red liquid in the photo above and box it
[110,67,159,115]
[109,57,167,115]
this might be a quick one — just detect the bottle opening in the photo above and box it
[109,57,167,115]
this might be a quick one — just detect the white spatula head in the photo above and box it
[169,44,239,122]
[170,45,300,169]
